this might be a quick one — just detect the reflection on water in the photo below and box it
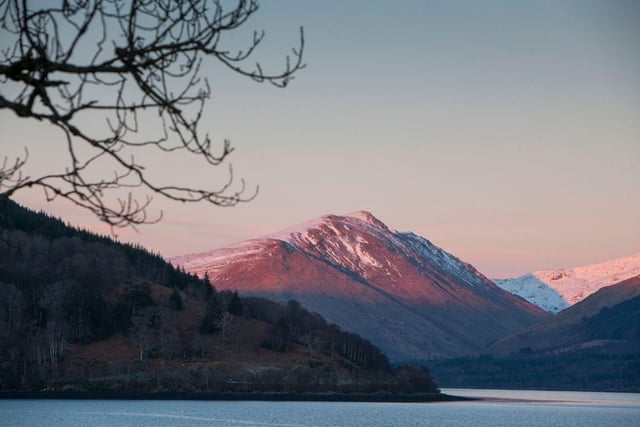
[1,390,639,427]
[442,388,640,406]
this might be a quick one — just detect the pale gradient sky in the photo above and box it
[3,0,640,278]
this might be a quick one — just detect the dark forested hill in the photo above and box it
[429,277,640,392]
[0,199,438,395]
[489,276,640,355]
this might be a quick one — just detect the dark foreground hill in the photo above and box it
[429,277,640,392]
[0,199,438,395]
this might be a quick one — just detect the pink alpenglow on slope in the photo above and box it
[495,253,640,313]
[172,211,549,361]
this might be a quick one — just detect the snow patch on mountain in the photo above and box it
[495,274,569,313]
[171,239,273,277]
[496,253,640,313]
[398,232,491,289]
[260,212,406,280]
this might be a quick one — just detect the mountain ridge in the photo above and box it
[429,275,640,392]
[496,253,640,313]
[490,275,640,355]
[172,211,549,361]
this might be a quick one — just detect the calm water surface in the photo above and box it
[1,389,639,426]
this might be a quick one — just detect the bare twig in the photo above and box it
[0,0,305,227]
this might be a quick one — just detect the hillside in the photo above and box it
[172,211,549,360]
[0,200,438,395]
[429,276,640,392]
[490,276,640,355]
[495,254,640,313]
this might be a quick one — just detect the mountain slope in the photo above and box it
[173,211,549,361]
[495,254,640,313]
[0,200,440,395]
[429,276,640,392]
[490,276,640,355]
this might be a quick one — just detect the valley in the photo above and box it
[1,200,638,393]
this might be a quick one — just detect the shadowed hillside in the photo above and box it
[429,277,640,392]
[0,199,438,395]
[490,276,640,355]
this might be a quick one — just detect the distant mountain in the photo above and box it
[495,254,640,313]
[430,276,640,392]
[172,211,549,361]
[490,276,640,355]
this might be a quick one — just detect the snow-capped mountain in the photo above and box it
[495,253,640,313]
[172,211,548,361]
[490,275,640,355]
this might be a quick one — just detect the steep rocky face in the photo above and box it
[172,211,549,361]
[496,253,640,313]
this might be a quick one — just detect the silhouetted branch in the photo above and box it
[0,0,305,227]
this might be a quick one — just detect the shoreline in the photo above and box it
[0,390,472,403]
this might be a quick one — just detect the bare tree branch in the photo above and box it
[0,0,305,227]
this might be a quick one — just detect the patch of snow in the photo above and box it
[262,216,330,241]
[495,274,569,313]
[397,232,491,289]
[496,253,640,313]
[258,212,397,275]
[354,240,383,268]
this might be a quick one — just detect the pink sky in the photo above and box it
[4,1,640,278]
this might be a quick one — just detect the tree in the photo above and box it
[217,311,234,342]
[266,318,290,352]
[200,296,223,334]
[168,288,183,311]
[130,308,159,361]
[0,0,304,227]
[227,290,243,315]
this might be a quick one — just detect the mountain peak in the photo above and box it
[172,211,547,360]
[345,210,389,230]
[264,211,390,242]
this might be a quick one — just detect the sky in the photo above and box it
[3,0,640,278]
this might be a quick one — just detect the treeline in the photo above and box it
[0,199,438,394]
[582,296,640,343]
[0,199,213,388]
[0,198,211,296]
[428,352,640,392]
[241,298,392,372]
[428,282,640,393]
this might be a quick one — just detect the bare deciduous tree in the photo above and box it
[0,0,304,227]
[130,308,158,361]
[217,310,233,342]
